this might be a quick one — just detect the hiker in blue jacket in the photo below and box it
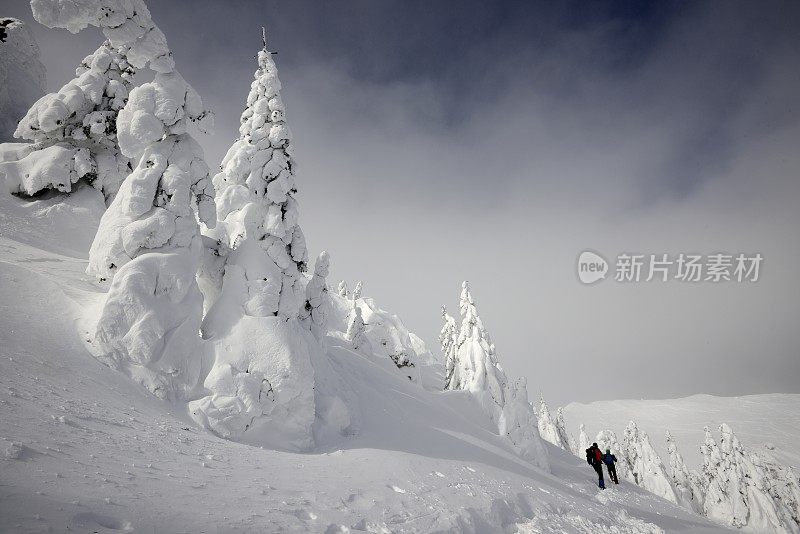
[603,448,619,484]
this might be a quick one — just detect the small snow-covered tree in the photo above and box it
[578,423,590,455]
[447,281,549,471]
[622,421,678,503]
[352,280,362,300]
[454,281,501,400]
[346,305,369,352]
[2,40,134,202]
[499,377,549,470]
[337,280,348,298]
[439,305,459,390]
[701,426,731,525]
[299,251,330,341]
[666,430,705,513]
[537,395,566,449]
[31,0,216,400]
[555,407,577,454]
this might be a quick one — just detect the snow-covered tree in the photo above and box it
[189,34,320,450]
[666,430,705,513]
[300,251,330,341]
[537,395,566,449]
[499,377,549,471]
[337,280,348,298]
[346,305,369,352]
[751,447,800,531]
[701,426,730,525]
[622,421,678,503]
[352,280,362,300]
[439,305,458,390]
[447,281,549,471]
[208,39,307,319]
[2,40,134,202]
[555,407,577,454]
[700,423,800,532]
[29,0,215,400]
[453,281,501,400]
[0,18,46,142]
[578,423,590,455]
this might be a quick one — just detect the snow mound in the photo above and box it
[188,317,317,450]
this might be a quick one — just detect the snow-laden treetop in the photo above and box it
[31,0,174,72]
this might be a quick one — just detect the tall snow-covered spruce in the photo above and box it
[189,32,323,451]
[439,305,458,390]
[29,0,216,400]
[445,281,549,471]
[666,430,705,513]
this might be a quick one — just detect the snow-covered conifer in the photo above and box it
[447,281,549,470]
[537,395,566,449]
[454,281,500,400]
[666,430,705,513]
[33,0,217,400]
[555,407,577,454]
[352,280,362,300]
[346,305,369,352]
[622,421,678,503]
[499,377,549,471]
[208,39,308,319]
[701,426,730,525]
[2,40,134,202]
[700,423,800,531]
[439,305,459,390]
[578,423,590,455]
[338,280,348,298]
[189,34,319,449]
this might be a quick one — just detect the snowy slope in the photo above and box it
[0,187,730,533]
[564,394,800,470]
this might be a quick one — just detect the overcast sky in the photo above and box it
[6,0,800,407]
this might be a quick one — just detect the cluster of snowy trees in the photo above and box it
[440,281,549,471]
[537,396,800,532]
[0,0,340,452]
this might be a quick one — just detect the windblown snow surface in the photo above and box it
[564,394,800,470]
[0,188,729,533]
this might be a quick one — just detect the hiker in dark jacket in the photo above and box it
[603,448,619,484]
[585,442,605,489]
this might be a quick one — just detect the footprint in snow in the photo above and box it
[432,471,445,478]
[464,466,476,473]
[388,485,406,493]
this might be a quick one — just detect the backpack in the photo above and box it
[594,449,603,463]
[585,448,593,465]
